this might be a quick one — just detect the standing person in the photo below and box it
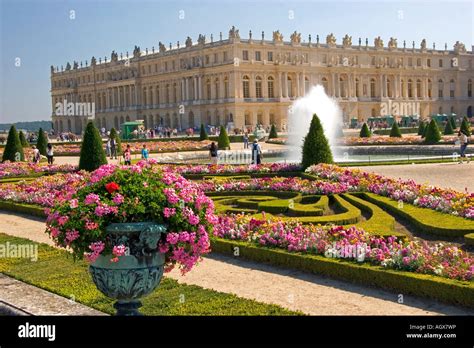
[209,142,218,165]
[251,139,263,165]
[32,146,41,164]
[243,133,249,149]
[458,130,471,164]
[141,144,149,161]
[105,139,111,157]
[123,144,132,165]
[110,137,117,159]
[46,143,54,165]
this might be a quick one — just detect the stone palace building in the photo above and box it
[50,27,474,134]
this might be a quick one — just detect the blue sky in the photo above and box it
[0,0,472,123]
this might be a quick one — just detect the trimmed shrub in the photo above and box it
[389,122,402,138]
[449,117,456,130]
[19,131,29,147]
[460,116,471,136]
[443,120,454,135]
[423,119,441,144]
[417,122,426,136]
[217,126,230,150]
[465,233,474,246]
[268,124,278,139]
[199,124,209,141]
[109,127,122,155]
[359,123,371,138]
[301,114,334,169]
[36,128,48,156]
[79,122,107,171]
[1,125,24,162]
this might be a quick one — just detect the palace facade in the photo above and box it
[50,27,474,134]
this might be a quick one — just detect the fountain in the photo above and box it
[286,85,343,162]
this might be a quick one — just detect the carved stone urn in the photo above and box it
[89,222,166,316]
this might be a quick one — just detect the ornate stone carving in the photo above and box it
[198,34,206,45]
[454,41,466,53]
[229,26,240,39]
[290,31,301,44]
[342,34,352,48]
[374,36,384,49]
[73,61,79,69]
[159,42,166,53]
[326,33,336,47]
[420,38,427,50]
[273,30,283,43]
[185,36,193,48]
[133,45,141,58]
[388,37,397,50]
[111,50,118,62]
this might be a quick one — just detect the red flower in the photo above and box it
[105,182,120,194]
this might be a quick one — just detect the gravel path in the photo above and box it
[352,162,474,192]
[0,211,472,315]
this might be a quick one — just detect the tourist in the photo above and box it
[123,144,132,165]
[110,137,117,159]
[209,142,218,165]
[458,130,471,164]
[243,133,249,149]
[251,139,262,165]
[32,146,41,164]
[46,143,54,165]
[141,144,149,161]
[105,138,111,157]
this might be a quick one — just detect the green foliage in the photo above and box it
[449,117,456,130]
[0,120,52,132]
[389,122,402,138]
[460,116,471,136]
[36,128,48,156]
[79,122,107,171]
[1,125,24,162]
[199,124,209,141]
[211,238,474,308]
[268,124,278,139]
[0,234,298,315]
[18,131,29,147]
[301,114,334,169]
[417,122,426,136]
[443,120,454,135]
[464,233,474,246]
[423,119,441,144]
[359,123,371,138]
[217,125,230,149]
[109,127,122,155]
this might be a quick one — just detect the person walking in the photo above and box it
[46,143,54,165]
[243,133,249,149]
[123,144,132,165]
[251,139,263,165]
[32,146,41,164]
[105,139,111,157]
[209,142,218,165]
[141,144,149,161]
[110,137,117,159]
[458,130,471,164]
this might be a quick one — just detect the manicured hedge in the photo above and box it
[374,127,419,135]
[361,193,474,238]
[210,237,474,308]
[0,201,45,217]
[184,171,301,180]
[464,233,474,246]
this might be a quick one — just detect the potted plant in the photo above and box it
[45,163,217,315]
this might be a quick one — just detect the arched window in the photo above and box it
[322,77,329,93]
[143,87,147,106]
[244,112,251,126]
[267,76,274,98]
[173,83,177,103]
[149,87,153,106]
[468,79,472,98]
[256,76,263,98]
[206,79,211,99]
[304,77,310,94]
[416,79,422,98]
[224,76,229,99]
[166,84,170,103]
[438,79,444,98]
[355,78,360,98]
[215,78,219,99]
[370,78,376,98]
[386,78,391,98]
[428,80,432,98]
[408,79,413,98]
[287,76,293,97]
[257,112,263,125]
[243,76,250,98]
[450,79,455,99]
[339,77,346,98]
[156,85,160,104]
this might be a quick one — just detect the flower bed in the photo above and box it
[340,135,458,146]
[160,162,301,175]
[0,162,77,179]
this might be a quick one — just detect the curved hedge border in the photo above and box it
[361,193,474,238]
[0,201,45,217]
[210,237,474,308]
[465,233,474,246]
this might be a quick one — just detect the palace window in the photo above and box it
[322,54,327,64]
[224,77,229,98]
[428,80,432,98]
[215,78,219,99]
[386,78,391,98]
[286,53,291,62]
[451,106,455,114]
[214,53,218,63]
[408,79,413,98]
[268,76,274,98]
[287,76,293,97]
[371,56,375,65]
[223,52,228,61]
[438,79,444,98]
[416,79,422,98]
[164,62,168,71]
[255,51,261,61]
[242,50,249,61]
[355,78,360,98]
[256,76,263,98]
[427,59,431,67]
[206,79,211,99]
[243,75,250,98]
[450,79,455,99]
[408,58,413,67]
[417,58,421,67]
[148,65,152,74]
[468,79,472,98]
[155,64,158,72]
[439,59,443,68]
[370,78,376,98]
[267,51,273,61]
[321,77,328,92]
[339,77,346,98]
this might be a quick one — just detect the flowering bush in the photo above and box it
[214,214,474,281]
[306,164,474,219]
[160,162,301,174]
[0,162,77,179]
[45,164,217,274]
[340,135,458,146]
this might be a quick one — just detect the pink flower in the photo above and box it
[69,199,78,208]
[164,207,176,218]
[112,194,124,205]
[84,193,100,205]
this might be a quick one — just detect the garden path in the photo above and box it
[0,211,472,316]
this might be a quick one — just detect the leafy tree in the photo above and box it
[268,124,278,139]
[359,123,371,138]
[424,119,442,144]
[19,131,29,147]
[417,121,426,136]
[199,124,209,141]
[389,122,402,137]
[443,120,454,135]
[79,122,107,171]
[301,114,333,169]
[460,116,471,136]
[217,125,230,149]
[449,117,456,130]
[1,125,24,162]
[36,128,48,156]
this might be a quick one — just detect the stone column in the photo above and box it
[283,72,288,98]
[198,75,202,100]
[185,77,189,100]
[278,72,283,98]
[379,75,383,98]
[331,73,336,97]
[296,73,300,98]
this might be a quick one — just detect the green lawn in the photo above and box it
[0,234,299,316]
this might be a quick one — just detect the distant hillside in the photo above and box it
[0,120,52,132]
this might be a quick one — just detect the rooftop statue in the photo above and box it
[326,33,336,46]
[290,31,301,44]
[342,34,352,48]
[229,26,240,39]
[185,36,193,48]
[159,42,166,53]
[420,39,427,50]
[374,36,384,49]
[273,30,283,43]
[133,45,141,58]
[198,34,206,45]
[388,37,397,49]
[454,41,466,53]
